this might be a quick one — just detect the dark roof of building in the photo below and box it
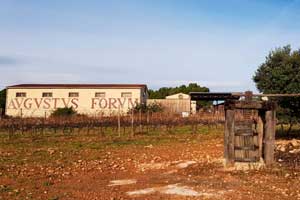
[7,84,148,89]
[189,92,241,101]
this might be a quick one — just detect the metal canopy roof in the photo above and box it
[190,91,300,101]
[189,92,241,101]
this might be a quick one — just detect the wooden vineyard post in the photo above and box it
[264,110,276,166]
[131,109,134,137]
[139,109,142,133]
[224,108,235,167]
[146,110,150,133]
[118,106,121,137]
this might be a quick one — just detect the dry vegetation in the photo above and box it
[0,112,224,138]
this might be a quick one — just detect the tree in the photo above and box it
[148,83,210,108]
[253,45,300,134]
[148,83,209,99]
[0,89,6,115]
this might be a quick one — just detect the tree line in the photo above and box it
[148,83,209,99]
[148,83,211,107]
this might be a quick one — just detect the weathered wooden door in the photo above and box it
[234,110,260,162]
[224,98,276,167]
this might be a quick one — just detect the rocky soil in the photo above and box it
[1,133,300,200]
[276,139,300,168]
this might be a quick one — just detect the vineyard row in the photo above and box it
[0,112,225,135]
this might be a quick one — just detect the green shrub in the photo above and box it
[51,107,77,117]
[130,102,164,113]
[0,89,6,114]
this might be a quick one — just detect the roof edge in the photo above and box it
[7,84,148,90]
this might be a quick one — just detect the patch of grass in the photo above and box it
[104,138,157,147]
[43,181,53,187]
[87,142,105,150]
[71,141,84,149]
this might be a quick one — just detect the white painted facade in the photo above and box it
[5,84,148,117]
[149,93,197,114]
[166,93,190,100]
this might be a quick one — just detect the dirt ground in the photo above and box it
[1,127,300,200]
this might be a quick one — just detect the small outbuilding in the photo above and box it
[148,93,196,115]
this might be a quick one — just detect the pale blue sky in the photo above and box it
[1,0,300,91]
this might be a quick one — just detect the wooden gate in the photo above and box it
[234,110,260,162]
[224,93,276,167]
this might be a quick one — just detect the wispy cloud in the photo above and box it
[0,56,19,65]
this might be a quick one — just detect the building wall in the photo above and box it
[147,99,191,113]
[160,93,194,115]
[191,100,197,114]
[166,93,190,100]
[6,88,146,117]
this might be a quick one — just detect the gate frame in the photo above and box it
[224,95,276,168]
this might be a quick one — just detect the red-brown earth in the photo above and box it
[1,127,300,200]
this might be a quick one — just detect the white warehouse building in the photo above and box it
[5,84,148,117]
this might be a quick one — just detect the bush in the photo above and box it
[51,107,77,117]
[0,89,6,112]
[130,103,164,113]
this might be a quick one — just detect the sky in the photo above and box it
[1,0,300,92]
